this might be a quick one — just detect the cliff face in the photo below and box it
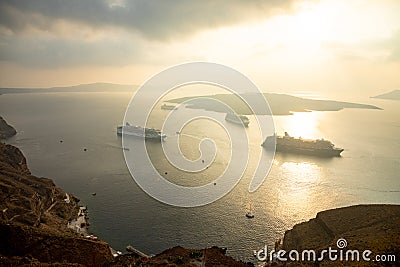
[0,116,16,139]
[106,246,250,267]
[0,223,113,266]
[0,142,77,230]
[0,142,114,266]
[0,142,250,267]
[280,204,400,266]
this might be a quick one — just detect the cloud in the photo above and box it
[321,30,400,64]
[0,34,148,68]
[387,30,400,62]
[0,0,301,39]
[0,0,313,69]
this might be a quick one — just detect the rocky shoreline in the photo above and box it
[0,117,398,266]
[0,142,114,266]
[0,116,16,139]
[262,205,400,266]
[0,141,251,266]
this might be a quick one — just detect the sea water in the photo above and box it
[0,91,399,262]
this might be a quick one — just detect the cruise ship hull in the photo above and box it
[274,145,343,157]
[117,126,166,141]
[262,133,343,157]
[225,114,250,127]
[225,117,249,127]
[161,104,177,110]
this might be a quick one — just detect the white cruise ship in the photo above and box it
[225,113,250,127]
[117,123,166,141]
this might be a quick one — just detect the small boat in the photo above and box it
[246,213,254,219]
[225,113,250,127]
[246,204,254,219]
[91,192,96,196]
[86,235,98,240]
[161,103,177,110]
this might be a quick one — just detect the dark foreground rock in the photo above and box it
[2,141,398,266]
[267,205,400,266]
[0,223,113,266]
[0,116,16,139]
[0,142,250,267]
[0,142,114,266]
[106,246,251,267]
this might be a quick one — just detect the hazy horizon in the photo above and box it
[1,1,399,264]
[0,0,399,99]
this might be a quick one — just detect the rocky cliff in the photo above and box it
[0,116,16,139]
[276,204,400,266]
[3,140,397,266]
[0,142,250,267]
[0,142,114,266]
[107,246,250,267]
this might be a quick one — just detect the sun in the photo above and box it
[275,111,322,140]
[184,1,341,64]
[287,3,330,45]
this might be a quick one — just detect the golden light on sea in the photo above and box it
[277,161,322,213]
[275,111,322,139]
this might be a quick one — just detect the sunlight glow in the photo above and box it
[276,161,323,214]
[275,112,322,139]
[178,0,399,73]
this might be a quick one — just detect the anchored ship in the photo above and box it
[225,113,250,127]
[262,132,343,157]
[161,104,177,110]
[117,123,166,141]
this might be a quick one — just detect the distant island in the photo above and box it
[1,83,382,115]
[167,93,382,115]
[371,90,400,101]
[0,82,137,94]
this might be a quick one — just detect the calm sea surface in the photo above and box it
[0,91,399,261]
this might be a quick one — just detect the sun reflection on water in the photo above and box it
[281,161,321,185]
[274,160,323,218]
[275,111,322,139]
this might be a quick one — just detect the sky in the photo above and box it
[0,0,399,98]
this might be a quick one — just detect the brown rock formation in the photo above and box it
[0,142,114,266]
[0,142,251,267]
[282,205,400,250]
[106,246,251,267]
[275,205,400,266]
[0,116,16,139]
